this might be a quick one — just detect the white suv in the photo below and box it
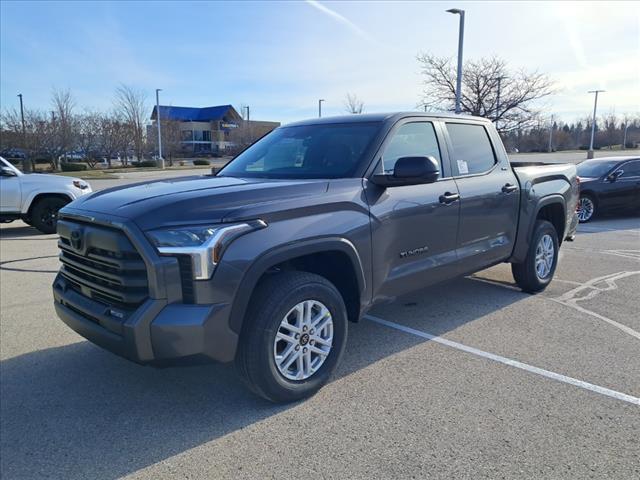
[0,157,93,234]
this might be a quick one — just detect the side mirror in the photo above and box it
[607,170,623,182]
[0,167,17,177]
[372,156,440,187]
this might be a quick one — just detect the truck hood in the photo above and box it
[64,175,330,230]
[21,172,84,188]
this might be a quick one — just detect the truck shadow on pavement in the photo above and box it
[0,278,526,479]
[0,224,53,239]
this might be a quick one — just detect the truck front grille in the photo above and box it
[57,220,149,309]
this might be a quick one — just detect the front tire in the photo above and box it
[512,220,559,293]
[236,271,348,403]
[577,194,596,223]
[30,197,68,234]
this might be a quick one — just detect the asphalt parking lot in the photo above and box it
[1,173,639,479]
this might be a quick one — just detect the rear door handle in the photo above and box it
[502,183,518,194]
[439,192,460,204]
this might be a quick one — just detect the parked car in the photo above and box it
[0,156,92,233]
[52,113,579,402]
[0,148,27,159]
[576,156,640,222]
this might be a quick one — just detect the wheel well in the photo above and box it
[258,251,361,323]
[26,193,72,217]
[537,203,565,244]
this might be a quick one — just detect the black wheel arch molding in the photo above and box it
[226,236,368,335]
[509,194,568,264]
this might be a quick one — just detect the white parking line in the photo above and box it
[364,314,640,406]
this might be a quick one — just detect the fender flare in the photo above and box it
[511,194,567,264]
[530,194,566,240]
[228,236,366,334]
[22,191,74,215]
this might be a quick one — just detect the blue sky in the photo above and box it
[1,1,638,124]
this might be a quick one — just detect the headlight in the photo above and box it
[146,220,266,280]
[73,180,89,190]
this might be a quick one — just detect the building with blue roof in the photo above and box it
[150,104,279,154]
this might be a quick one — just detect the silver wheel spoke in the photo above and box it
[534,234,555,280]
[273,299,334,381]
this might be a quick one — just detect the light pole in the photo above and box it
[245,105,250,122]
[155,88,164,169]
[548,114,554,153]
[318,99,325,118]
[17,93,31,173]
[587,90,605,159]
[446,8,465,114]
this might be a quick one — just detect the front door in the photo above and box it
[600,159,640,210]
[0,171,22,212]
[443,122,520,274]
[366,120,460,302]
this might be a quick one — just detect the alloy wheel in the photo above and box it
[273,300,333,381]
[535,234,555,280]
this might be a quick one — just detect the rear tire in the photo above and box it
[30,197,68,234]
[236,271,348,403]
[512,220,559,293]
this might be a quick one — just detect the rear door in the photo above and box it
[443,121,520,274]
[366,119,460,301]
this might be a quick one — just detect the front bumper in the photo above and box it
[53,275,238,364]
[52,210,239,365]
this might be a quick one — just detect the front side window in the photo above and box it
[381,122,442,174]
[446,123,496,175]
[219,122,381,179]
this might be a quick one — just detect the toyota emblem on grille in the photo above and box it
[70,229,83,250]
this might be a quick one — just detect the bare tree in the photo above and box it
[51,88,77,166]
[76,111,102,168]
[417,54,554,132]
[602,111,619,150]
[98,113,129,168]
[148,118,183,166]
[344,93,364,114]
[114,84,147,162]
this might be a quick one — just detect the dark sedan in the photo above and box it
[576,156,640,222]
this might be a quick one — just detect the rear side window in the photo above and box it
[619,160,640,178]
[381,122,442,174]
[446,123,496,175]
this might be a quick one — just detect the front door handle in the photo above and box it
[439,192,460,204]
[502,183,518,194]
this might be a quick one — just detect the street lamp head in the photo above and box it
[446,8,464,14]
[588,90,605,93]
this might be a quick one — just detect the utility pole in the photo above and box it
[17,93,31,173]
[446,8,465,114]
[548,114,554,153]
[318,99,325,118]
[587,90,605,159]
[155,89,164,169]
[495,76,505,131]
[245,105,250,122]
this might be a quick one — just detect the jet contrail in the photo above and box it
[305,0,374,42]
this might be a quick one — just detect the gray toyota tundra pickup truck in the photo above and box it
[53,112,579,402]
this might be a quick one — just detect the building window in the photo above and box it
[202,131,211,142]
[181,130,193,142]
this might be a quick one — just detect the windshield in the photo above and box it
[218,123,381,179]
[577,160,619,178]
[0,157,23,176]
